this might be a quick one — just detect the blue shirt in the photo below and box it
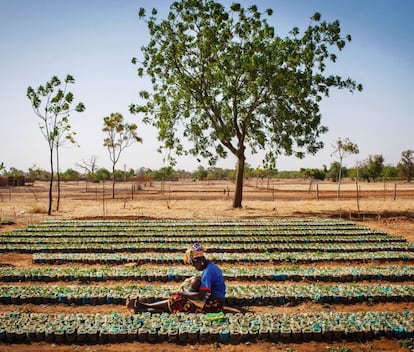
[199,262,226,299]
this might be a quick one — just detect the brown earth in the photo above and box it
[0,180,414,352]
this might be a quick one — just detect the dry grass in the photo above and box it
[0,179,413,243]
[0,197,413,222]
[1,179,414,226]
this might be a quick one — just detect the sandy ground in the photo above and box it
[0,180,413,351]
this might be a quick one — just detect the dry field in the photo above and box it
[0,179,414,352]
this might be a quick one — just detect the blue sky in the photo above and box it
[1,0,413,173]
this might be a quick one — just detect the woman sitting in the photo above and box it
[126,243,226,314]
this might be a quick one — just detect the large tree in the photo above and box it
[131,0,363,208]
[27,75,85,215]
[102,113,142,198]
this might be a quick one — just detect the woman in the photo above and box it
[126,243,226,314]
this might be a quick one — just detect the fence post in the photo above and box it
[394,183,397,200]
[102,181,106,219]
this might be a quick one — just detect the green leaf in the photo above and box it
[312,12,321,21]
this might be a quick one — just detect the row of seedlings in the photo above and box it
[0,311,413,344]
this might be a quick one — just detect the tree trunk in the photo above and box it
[337,158,343,199]
[56,147,61,211]
[112,164,116,199]
[232,157,245,208]
[48,146,54,216]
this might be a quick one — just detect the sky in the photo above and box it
[1,0,413,173]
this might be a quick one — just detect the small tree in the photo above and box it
[327,161,345,181]
[95,168,111,181]
[331,137,359,197]
[193,166,208,180]
[27,75,85,215]
[27,164,42,182]
[398,149,414,182]
[102,113,142,198]
[359,154,384,182]
[61,168,80,181]
[301,168,325,181]
[131,1,363,208]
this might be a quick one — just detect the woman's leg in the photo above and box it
[126,294,198,314]
[126,297,170,313]
[139,299,170,313]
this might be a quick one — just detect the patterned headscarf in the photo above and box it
[183,242,205,264]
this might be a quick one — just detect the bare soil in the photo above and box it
[1,180,414,352]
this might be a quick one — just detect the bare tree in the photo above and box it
[76,155,99,178]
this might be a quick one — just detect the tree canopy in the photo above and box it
[131,0,363,207]
[358,154,384,182]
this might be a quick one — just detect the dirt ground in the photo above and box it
[0,180,414,352]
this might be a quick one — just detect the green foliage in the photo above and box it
[358,154,384,182]
[27,74,85,215]
[27,75,85,150]
[207,167,235,180]
[327,347,354,352]
[331,137,359,183]
[95,168,111,181]
[327,161,348,182]
[27,165,41,180]
[113,168,135,181]
[253,168,270,180]
[103,113,143,166]
[275,170,303,179]
[300,168,326,180]
[150,166,177,181]
[397,149,414,182]
[61,168,80,181]
[131,0,362,207]
[193,166,208,180]
[103,112,143,197]
[400,338,414,350]
[3,167,24,178]
[382,165,399,180]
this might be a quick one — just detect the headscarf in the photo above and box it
[183,242,205,264]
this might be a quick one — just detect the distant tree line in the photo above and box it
[1,150,413,184]
[300,151,413,182]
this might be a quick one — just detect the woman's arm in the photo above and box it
[170,289,208,301]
